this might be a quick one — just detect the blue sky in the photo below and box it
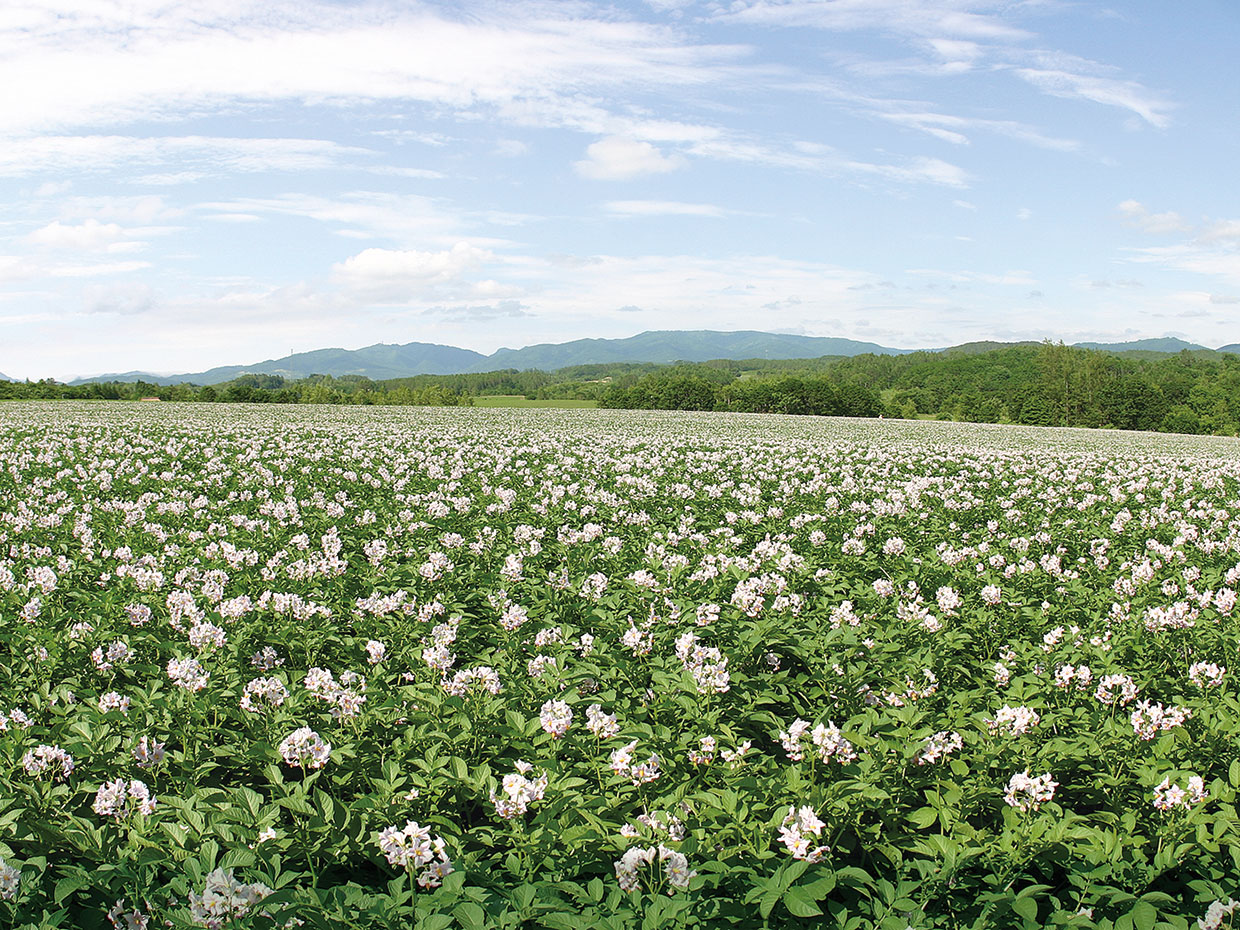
[2,0,1238,380]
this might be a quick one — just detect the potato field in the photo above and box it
[1,403,1239,929]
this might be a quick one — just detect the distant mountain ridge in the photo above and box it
[69,331,909,385]
[63,331,1240,385]
[1074,337,1211,353]
[475,331,906,372]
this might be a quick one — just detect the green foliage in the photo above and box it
[6,339,1240,430]
[0,405,1238,927]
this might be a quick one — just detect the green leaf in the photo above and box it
[798,869,836,899]
[907,807,938,829]
[778,858,810,890]
[453,901,487,930]
[277,795,315,816]
[759,888,780,920]
[54,875,91,904]
[1230,759,1240,788]
[1132,900,1157,930]
[417,915,456,930]
[783,888,824,918]
[236,786,265,819]
[1011,896,1038,922]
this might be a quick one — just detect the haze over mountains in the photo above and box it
[33,331,1240,386]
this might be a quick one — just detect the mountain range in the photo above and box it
[67,331,909,385]
[54,331,1238,386]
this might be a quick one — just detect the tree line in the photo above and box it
[4,342,1240,435]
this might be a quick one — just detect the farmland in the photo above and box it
[1,402,1239,929]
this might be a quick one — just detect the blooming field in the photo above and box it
[2,402,1240,929]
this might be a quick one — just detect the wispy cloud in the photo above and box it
[196,192,473,246]
[879,111,1080,151]
[1119,203,1240,286]
[0,135,374,178]
[1013,67,1171,128]
[0,1,748,136]
[603,200,726,217]
[715,1,1033,42]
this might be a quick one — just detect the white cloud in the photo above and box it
[0,2,747,138]
[493,139,529,158]
[1118,200,1189,234]
[574,137,684,180]
[47,260,152,278]
[1199,220,1240,243]
[332,242,493,301]
[82,281,157,315]
[1126,245,1240,287]
[604,200,725,217]
[54,195,182,225]
[28,219,129,251]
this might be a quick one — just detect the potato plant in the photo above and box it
[0,402,1238,929]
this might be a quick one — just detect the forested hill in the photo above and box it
[6,342,1240,436]
[596,342,1240,434]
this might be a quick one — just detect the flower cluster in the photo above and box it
[106,898,151,930]
[916,731,963,765]
[132,736,166,769]
[303,667,366,719]
[613,845,695,893]
[1003,770,1058,811]
[278,727,331,769]
[1199,899,1240,930]
[93,779,157,819]
[988,705,1040,737]
[1188,662,1226,688]
[1053,664,1093,690]
[609,740,661,785]
[779,719,857,764]
[490,761,548,818]
[240,677,289,713]
[441,666,502,697]
[585,704,620,739]
[778,806,830,862]
[1095,674,1139,706]
[538,699,572,738]
[0,857,18,901]
[166,657,209,692]
[98,691,131,715]
[22,744,75,779]
[376,821,454,888]
[673,631,731,694]
[186,868,273,929]
[1130,701,1191,740]
[1152,775,1208,811]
